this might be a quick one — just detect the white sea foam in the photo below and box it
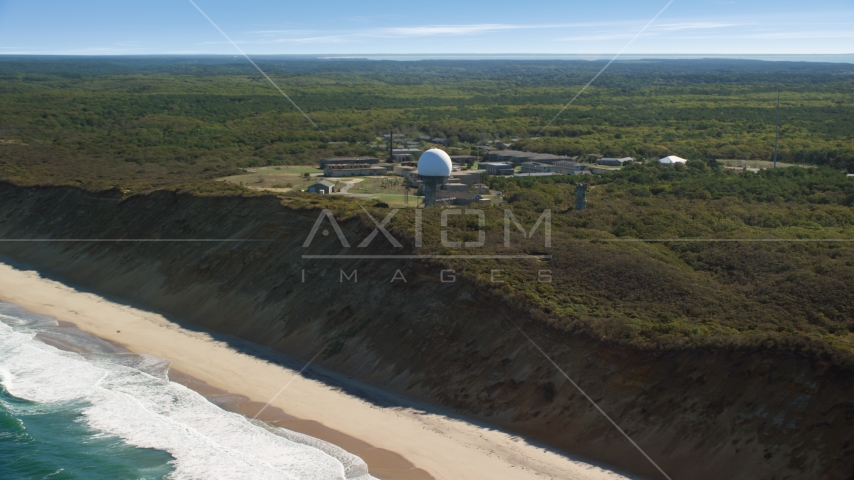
[0,307,374,480]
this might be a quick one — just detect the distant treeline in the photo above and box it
[0,57,851,188]
[489,162,854,207]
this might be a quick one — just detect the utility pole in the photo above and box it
[773,91,780,168]
[389,131,394,163]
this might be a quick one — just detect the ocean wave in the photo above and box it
[0,303,374,480]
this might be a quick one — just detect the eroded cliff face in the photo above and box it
[0,183,851,480]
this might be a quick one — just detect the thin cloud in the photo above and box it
[653,21,740,31]
[733,30,854,39]
[200,15,852,49]
[561,25,854,43]
[374,24,528,37]
[245,29,319,36]
[201,34,354,45]
[0,46,136,55]
[235,21,639,46]
[346,14,408,22]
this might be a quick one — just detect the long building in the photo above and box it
[486,150,576,166]
[323,163,387,177]
[520,162,557,173]
[319,157,380,169]
[554,160,589,175]
[480,162,515,176]
[597,157,635,166]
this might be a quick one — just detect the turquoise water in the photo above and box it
[0,301,374,480]
[0,385,175,479]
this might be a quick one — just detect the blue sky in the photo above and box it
[0,0,851,55]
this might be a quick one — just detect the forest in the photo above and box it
[0,56,852,189]
[1,56,853,361]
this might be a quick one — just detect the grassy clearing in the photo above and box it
[345,177,409,195]
[248,166,324,175]
[219,166,323,190]
[718,159,810,169]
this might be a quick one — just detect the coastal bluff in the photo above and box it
[0,182,852,480]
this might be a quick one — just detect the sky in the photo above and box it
[0,0,851,56]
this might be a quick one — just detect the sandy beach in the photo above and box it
[0,261,630,480]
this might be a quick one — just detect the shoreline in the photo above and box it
[165,370,431,480]
[35,319,425,479]
[0,261,631,480]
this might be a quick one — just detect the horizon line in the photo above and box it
[0,53,852,58]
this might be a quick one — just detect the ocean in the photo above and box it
[0,302,374,480]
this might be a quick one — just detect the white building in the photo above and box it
[597,157,634,167]
[659,155,689,165]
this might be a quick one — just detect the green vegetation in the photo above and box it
[489,161,854,206]
[218,165,323,192]
[0,57,852,191]
[1,56,853,362]
[266,161,854,362]
[383,166,854,361]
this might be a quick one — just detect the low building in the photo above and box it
[394,165,419,183]
[324,164,387,177]
[319,157,380,169]
[451,170,486,186]
[307,180,335,194]
[528,153,575,165]
[554,160,589,175]
[597,157,635,167]
[444,183,471,193]
[487,150,530,163]
[437,188,483,205]
[390,149,421,163]
[471,183,490,194]
[454,194,490,206]
[520,162,557,173]
[481,162,515,176]
[394,165,417,177]
[393,148,421,156]
[419,135,449,146]
[487,150,576,166]
[514,172,560,178]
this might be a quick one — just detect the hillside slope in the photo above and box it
[0,183,852,479]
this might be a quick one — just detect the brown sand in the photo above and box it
[167,370,432,480]
[33,320,430,479]
[0,262,630,480]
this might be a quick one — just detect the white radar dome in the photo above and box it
[417,149,453,177]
